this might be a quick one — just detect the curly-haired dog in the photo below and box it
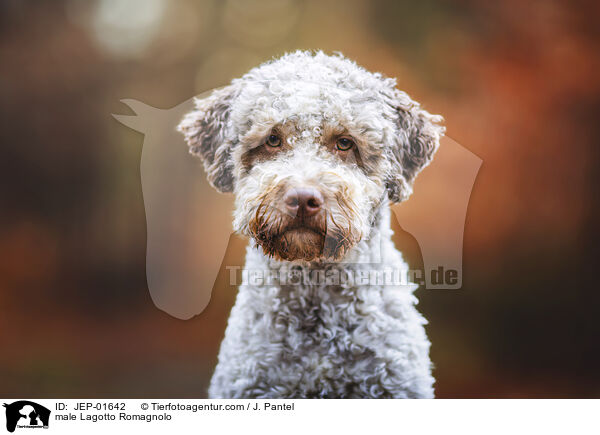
[178,51,444,398]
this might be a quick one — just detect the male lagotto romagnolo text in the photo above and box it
[178,51,444,398]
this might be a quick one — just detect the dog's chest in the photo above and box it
[211,278,433,398]
[265,285,390,397]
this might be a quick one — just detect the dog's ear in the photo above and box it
[177,83,241,193]
[384,89,444,202]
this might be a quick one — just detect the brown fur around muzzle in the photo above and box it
[247,190,360,262]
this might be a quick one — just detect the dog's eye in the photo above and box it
[336,137,355,151]
[265,134,282,147]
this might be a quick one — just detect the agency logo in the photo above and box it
[3,401,50,433]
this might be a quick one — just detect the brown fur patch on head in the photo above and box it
[177,84,241,192]
[239,120,386,181]
[240,124,295,172]
[319,123,388,178]
[381,89,444,202]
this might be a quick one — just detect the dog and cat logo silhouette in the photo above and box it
[3,401,50,432]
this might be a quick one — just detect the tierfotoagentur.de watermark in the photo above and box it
[226,266,459,288]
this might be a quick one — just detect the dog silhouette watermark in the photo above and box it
[3,401,50,433]
[113,92,481,320]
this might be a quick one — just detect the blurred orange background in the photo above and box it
[0,0,598,398]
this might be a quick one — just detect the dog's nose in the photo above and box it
[283,187,323,217]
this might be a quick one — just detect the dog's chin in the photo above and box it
[270,227,325,262]
[248,213,361,262]
[253,226,357,262]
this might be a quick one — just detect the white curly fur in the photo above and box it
[178,51,444,398]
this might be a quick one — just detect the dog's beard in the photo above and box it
[269,227,325,261]
[247,203,360,262]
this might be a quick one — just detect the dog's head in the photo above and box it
[178,51,444,262]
